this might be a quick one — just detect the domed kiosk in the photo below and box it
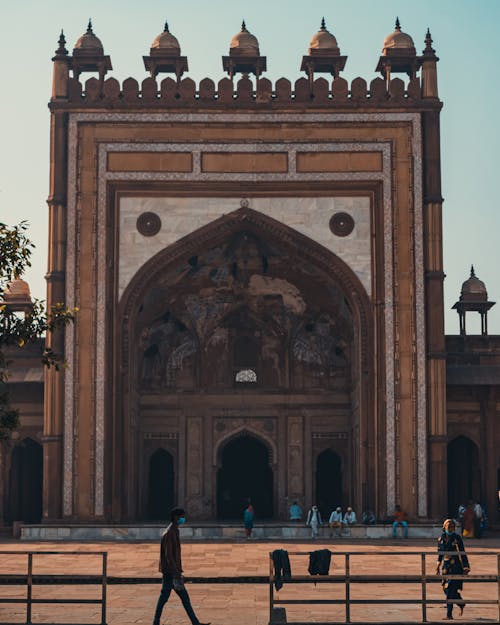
[222,21,267,78]
[300,17,347,81]
[143,21,188,81]
[71,20,112,80]
[452,266,496,335]
[376,17,418,81]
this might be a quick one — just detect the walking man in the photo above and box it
[153,507,210,625]
[436,518,470,620]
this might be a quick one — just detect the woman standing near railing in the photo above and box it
[436,518,471,620]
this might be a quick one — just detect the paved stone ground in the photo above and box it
[0,537,498,625]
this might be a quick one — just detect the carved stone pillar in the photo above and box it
[185,416,205,519]
[287,416,305,505]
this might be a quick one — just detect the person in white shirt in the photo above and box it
[328,506,343,538]
[306,505,323,539]
[343,507,357,525]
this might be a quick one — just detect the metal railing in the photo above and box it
[268,550,500,624]
[0,551,107,625]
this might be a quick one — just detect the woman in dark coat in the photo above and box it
[436,518,471,619]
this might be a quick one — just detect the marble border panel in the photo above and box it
[65,111,425,519]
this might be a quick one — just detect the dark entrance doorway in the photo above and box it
[8,438,43,523]
[147,449,174,521]
[217,434,273,519]
[316,449,342,519]
[447,436,480,517]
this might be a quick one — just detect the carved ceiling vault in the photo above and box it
[135,229,353,392]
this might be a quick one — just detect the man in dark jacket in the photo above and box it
[436,518,470,620]
[152,507,210,625]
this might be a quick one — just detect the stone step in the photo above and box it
[19,523,444,541]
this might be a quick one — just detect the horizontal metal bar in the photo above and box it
[271,551,496,557]
[274,598,499,606]
[0,574,497,585]
[0,551,106,556]
[29,598,103,604]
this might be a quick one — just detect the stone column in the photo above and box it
[185,416,205,519]
[287,416,305,513]
[422,106,447,520]
[43,108,68,521]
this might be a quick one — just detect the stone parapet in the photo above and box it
[48,75,443,109]
[20,523,443,541]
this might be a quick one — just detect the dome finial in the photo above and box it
[424,27,435,54]
[241,19,247,31]
[87,18,93,33]
[470,264,475,277]
[321,17,326,30]
[395,16,401,31]
[55,29,68,55]
[164,20,169,32]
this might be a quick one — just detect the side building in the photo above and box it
[1,19,499,527]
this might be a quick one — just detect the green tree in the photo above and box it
[0,221,76,440]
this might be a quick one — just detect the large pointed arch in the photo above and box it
[111,206,374,521]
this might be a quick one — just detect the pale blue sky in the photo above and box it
[1,0,499,334]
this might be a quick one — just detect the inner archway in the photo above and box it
[447,436,479,516]
[8,438,43,523]
[147,449,174,521]
[316,449,342,519]
[217,434,273,520]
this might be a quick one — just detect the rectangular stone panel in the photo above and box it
[201,152,288,173]
[107,152,193,172]
[296,151,382,172]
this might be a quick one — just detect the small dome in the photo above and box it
[74,20,104,52]
[382,17,415,55]
[151,22,180,53]
[308,18,339,53]
[460,266,488,302]
[3,278,32,304]
[230,21,260,56]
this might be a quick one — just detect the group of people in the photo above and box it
[457,501,487,538]
[153,506,473,625]
[298,504,358,539]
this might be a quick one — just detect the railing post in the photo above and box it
[26,552,33,625]
[101,551,108,625]
[497,553,500,624]
[421,553,427,622]
[269,552,274,624]
[345,553,351,624]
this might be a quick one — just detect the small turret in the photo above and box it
[222,21,267,79]
[375,18,418,85]
[418,28,439,98]
[452,266,496,336]
[51,30,71,100]
[143,21,188,83]
[70,19,112,81]
[300,18,347,85]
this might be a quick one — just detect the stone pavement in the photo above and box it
[0,537,498,625]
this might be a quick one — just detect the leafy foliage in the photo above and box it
[0,222,77,440]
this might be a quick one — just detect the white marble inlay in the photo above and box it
[118,194,372,299]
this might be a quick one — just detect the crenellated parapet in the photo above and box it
[51,17,441,107]
[56,74,434,108]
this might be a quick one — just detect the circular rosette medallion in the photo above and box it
[329,212,355,237]
[137,212,162,237]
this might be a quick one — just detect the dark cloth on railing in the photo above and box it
[308,549,332,576]
[272,549,291,590]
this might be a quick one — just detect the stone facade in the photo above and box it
[2,21,499,528]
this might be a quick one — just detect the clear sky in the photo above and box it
[1,0,499,334]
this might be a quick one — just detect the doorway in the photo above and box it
[447,436,480,516]
[217,434,273,519]
[147,449,174,521]
[8,438,43,523]
[316,449,342,519]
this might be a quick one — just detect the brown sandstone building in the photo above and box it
[1,19,499,528]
